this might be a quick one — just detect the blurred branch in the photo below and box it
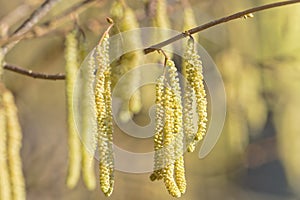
[0,3,34,37]
[2,0,300,80]
[2,0,61,54]
[0,0,99,46]
[3,63,65,80]
[144,0,300,54]
[245,137,278,169]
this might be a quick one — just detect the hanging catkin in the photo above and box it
[163,86,181,198]
[183,38,207,152]
[94,31,114,197]
[166,60,186,194]
[151,58,186,197]
[150,75,165,181]
[0,85,12,200]
[80,45,97,190]
[3,88,26,200]
[110,0,143,122]
[65,29,82,189]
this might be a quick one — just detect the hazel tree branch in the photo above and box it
[3,63,65,80]
[0,0,99,46]
[2,0,300,80]
[144,0,300,54]
[2,0,61,54]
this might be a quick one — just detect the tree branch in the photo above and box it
[2,0,61,54]
[144,0,300,54]
[2,0,300,80]
[3,63,65,80]
[0,0,98,46]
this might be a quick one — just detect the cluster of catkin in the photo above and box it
[65,24,115,196]
[65,29,97,191]
[110,0,143,122]
[0,51,26,200]
[150,38,207,197]
[63,0,206,197]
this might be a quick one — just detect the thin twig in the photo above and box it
[28,0,98,39]
[0,4,33,37]
[144,0,300,54]
[2,0,300,80]
[3,63,65,80]
[0,0,99,47]
[2,0,61,54]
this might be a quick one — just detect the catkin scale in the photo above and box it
[3,89,26,200]
[65,30,82,189]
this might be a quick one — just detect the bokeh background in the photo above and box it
[1,0,300,199]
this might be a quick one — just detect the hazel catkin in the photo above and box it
[94,32,114,196]
[65,30,82,189]
[183,39,208,152]
[3,88,26,200]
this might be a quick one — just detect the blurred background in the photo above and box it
[1,0,300,199]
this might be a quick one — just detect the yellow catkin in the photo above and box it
[80,49,97,190]
[182,1,198,42]
[3,89,26,200]
[103,70,114,197]
[166,59,186,194]
[181,1,198,153]
[150,75,165,181]
[94,32,114,196]
[110,0,143,122]
[163,87,181,198]
[148,0,173,61]
[174,155,186,194]
[0,85,12,200]
[183,39,207,152]
[182,85,195,152]
[153,0,171,28]
[65,30,82,189]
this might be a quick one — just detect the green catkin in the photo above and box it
[183,39,207,152]
[110,0,143,122]
[150,75,165,181]
[94,32,114,196]
[65,30,81,189]
[0,85,12,200]
[3,89,26,200]
[80,49,97,190]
